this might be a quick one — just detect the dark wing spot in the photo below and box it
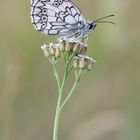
[53,2,59,7]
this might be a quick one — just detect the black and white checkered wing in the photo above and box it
[31,0,87,36]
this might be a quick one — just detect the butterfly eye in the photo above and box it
[58,0,63,4]
[41,15,48,22]
[89,23,94,30]
[53,2,59,7]
[42,8,47,14]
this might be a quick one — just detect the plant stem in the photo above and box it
[60,70,82,111]
[53,90,62,140]
[53,61,68,140]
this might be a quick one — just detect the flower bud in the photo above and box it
[79,58,85,69]
[59,40,66,52]
[73,43,80,53]
[49,47,55,56]
[79,46,87,54]
[86,58,96,70]
[74,54,96,70]
[73,60,79,69]
[48,43,55,56]
[86,63,93,71]
[55,47,60,58]
[41,44,50,57]
[65,42,71,52]
[44,48,50,57]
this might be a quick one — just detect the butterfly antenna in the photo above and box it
[95,21,116,25]
[94,14,115,25]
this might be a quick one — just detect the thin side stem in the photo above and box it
[60,70,82,111]
[53,63,61,92]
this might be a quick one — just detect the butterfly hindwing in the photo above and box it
[31,0,87,36]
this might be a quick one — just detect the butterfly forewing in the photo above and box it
[31,0,87,36]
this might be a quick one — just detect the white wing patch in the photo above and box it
[31,0,87,36]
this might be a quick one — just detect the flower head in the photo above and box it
[58,38,87,54]
[41,43,60,58]
[41,37,96,71]
[73,54,96,70]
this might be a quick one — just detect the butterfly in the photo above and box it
[31,0,114,39]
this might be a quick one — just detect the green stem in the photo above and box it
[53,90,62,140]
[52,54,81,140]
[53,61,68,140]
[53,63,61,92]
[60,70,82,111]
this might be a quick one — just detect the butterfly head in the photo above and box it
[87,21,97,31]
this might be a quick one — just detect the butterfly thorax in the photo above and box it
[71,21,96,39]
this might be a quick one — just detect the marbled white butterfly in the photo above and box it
[31,0,114,39]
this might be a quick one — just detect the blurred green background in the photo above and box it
[0,0,140,140]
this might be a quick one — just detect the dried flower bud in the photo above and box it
[59,44,65,52]
[72,42,87,55]
[65,42,71,52]
[41,44,50,57]
[79,58,85,69]
[74,55,96,70]
[59,40,66,52]
[79,45,87,54]
[73,43,80,53]
[73,60,79,69]
[49,48,55,56]
[55,47,60,58]
[86,63,93,70]
[58,38,66,52]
